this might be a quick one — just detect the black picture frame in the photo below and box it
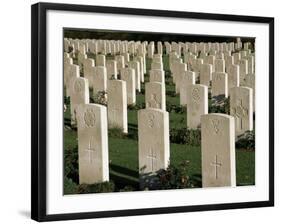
[31,2,274,222]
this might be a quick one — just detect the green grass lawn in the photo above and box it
[63,53,255,194]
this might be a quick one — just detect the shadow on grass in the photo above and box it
[127,124,138,140]
[110,164,139,178]
[109,172,139,191]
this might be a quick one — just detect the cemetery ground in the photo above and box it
[64,54,255,194]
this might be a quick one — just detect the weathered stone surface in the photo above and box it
[151,62,163,70]
[64,62,79,97]
[138,108,170,174]
[239,59,248,84]
[145,82,166,111]
[128,61,141,92]
[70,77,89,126]
[214,59,225,73]
[149,69,165,84]
[180,71,196,106]
[201,113,236,188]
[200,63,212,87]
[107,80,128,133]
[106,60,117,80]
[115,55,125,71]
[92,66,107,95]
[77,103,109,184]
[186,84,208,129]
[212,72,228,98]
[121,68,136,105]
[227,64,240,92]
[83,58,95,84]
[230,86,253,136]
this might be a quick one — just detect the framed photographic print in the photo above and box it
[31,2,274,222]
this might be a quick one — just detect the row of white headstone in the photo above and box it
[65,50,254,137]
[64,37,249,58]
[64,38,254,189]
[75,102,237,188]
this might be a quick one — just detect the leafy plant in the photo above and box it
[92,91,107,105]
[166,102,186,114]
[156,160,193,189]
[236,130,255,150]
[64,177,78,194]
[77,181,115,194]
[209,97,230,114]
[170,128,201,145]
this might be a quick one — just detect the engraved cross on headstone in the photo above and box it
[85,140,95,163]
[147,148,157,172]
[210,155,222,179]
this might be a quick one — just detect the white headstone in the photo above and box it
[83,58,95,84]
[107,80,128,133]
[239,59,248,84]
[201,113,236,187]
[244,73,255,111]
[77,103,109,184]
[145,82,166,111]
[115,55,125,71]
[200,63,213,87]
[149,69,165,84]
[129,61,141,92]
[96,54,106,66]
[135,56,145,82]
[151,62,163,70]
[214,59,225,73]
[138,108,170,174]
[227,64,240,92]
[106,60,117,80]
[230,87,253,136]
[65,64,80,97]
[121,68,136,105]
[180,71,196,106]
[212,72,228,98]
[92,66,107,95]
[70,77,89,126]
[186,84,208,129]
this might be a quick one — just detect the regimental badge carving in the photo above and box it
[147,113,155,128]
[231,99,248,118]
[74,79,83,93]
[192,88,200,101]
[214,73,222,81]
[211,119,220,134]
[84,108,96,127]
[148,93,161,109]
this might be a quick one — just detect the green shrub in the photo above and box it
[91,91,107,105]
[64,177,78,194]
[209,97,230,114]
[119,185,136,192]
[108,128,127,139]
[166,102,186,114]
[169,128,201,145]
[64,146,79,183]
[170,128,188,144]
[186,129,201,146]
[166,90,177,97]
[236,130,255,150]
[156,160,193,189]
[77,181,115,194]
[64,96,70,105]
